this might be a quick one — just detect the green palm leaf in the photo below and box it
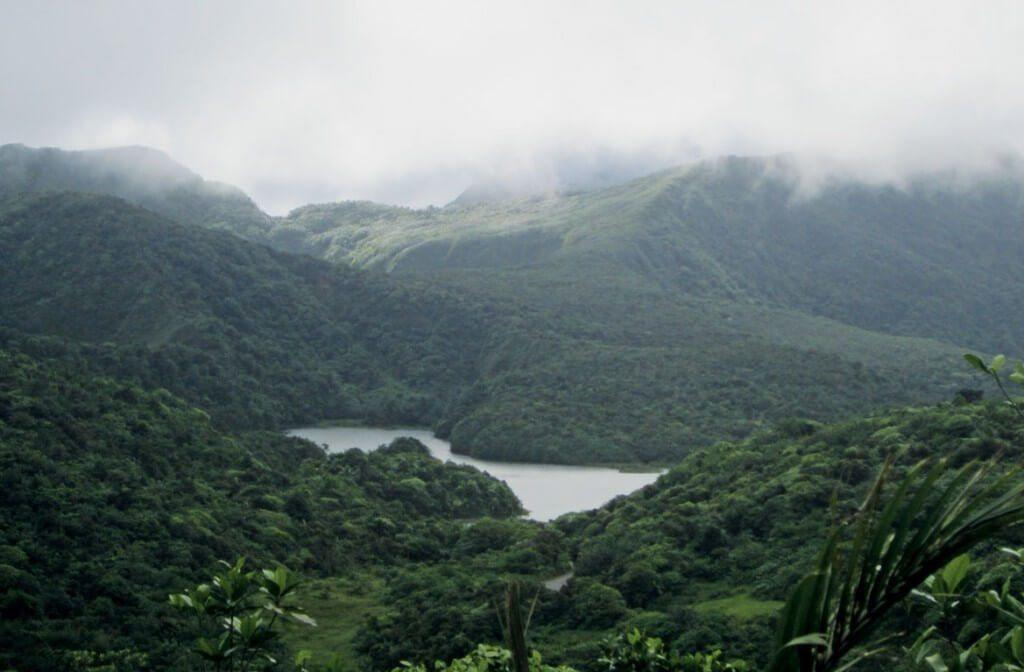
[767,457,1024,672]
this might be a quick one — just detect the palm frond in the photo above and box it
[767,457,1024,672]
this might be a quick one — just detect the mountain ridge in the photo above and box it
[0,144,1013,463]
[0,142,274,239]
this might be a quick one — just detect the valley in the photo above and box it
[287,425,662,520]
[1,143,1022,672]
[1,145,1005,465]
[6,7,1024,672]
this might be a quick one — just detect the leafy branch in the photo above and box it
[169,558,316,672]
[964,353,1024,419]
[766,456,1024,672]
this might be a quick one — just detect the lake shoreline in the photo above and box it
[289,419,669,472]
[286,425,664,521]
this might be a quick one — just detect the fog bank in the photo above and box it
[2,1,1023,212]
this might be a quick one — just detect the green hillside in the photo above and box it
[1,147,1009,463]
[0,190,980,463]
[0,346,528,670]
[3,340,1019,670]
[0,143,273,239]
[266,157,1024,356]
[340,396,1024,671]
[4,145,1024,671]
[0,191,501,432]
[260,157,1024,461]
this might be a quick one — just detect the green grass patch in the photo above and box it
[280,573,386,667]
[691,593,784,620]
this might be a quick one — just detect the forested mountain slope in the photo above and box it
[0,147,1003,463]
[0,191,502,432]
[267,156,1024,356]
[262,157,1024,462]
[0,193,975,463]
[4,146,1024,671]
[0,346,526,670]
[10,146,1021,357]
[559,401,1024,609]
[0,143,272,239]
[338,396,1024,672]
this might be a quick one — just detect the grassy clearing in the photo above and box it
[281,573,386,666]
[691,592,784,620]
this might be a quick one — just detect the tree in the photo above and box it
[963,353,1024,420]
[599,629,745,672]
[766,454,1024,672]
[169,558,315,672]
[572,582,629,628]
[905,547,1024,671]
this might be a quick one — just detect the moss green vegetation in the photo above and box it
[690,594,784,620]
[289,396,1024,672]
[5,146,1018,463]
[0,347,531,670]
[6,144,1024,671]
[558,401,1024,602]
[0,191,505,434]
[280,575,387,666]
[256,157,1024,463]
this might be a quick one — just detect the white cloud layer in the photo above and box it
[2,0,1023,212]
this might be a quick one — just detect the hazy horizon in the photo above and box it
[3,1,1023,213]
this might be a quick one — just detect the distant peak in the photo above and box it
[0,143,200,187]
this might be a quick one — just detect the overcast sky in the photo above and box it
[2,1,1023,213]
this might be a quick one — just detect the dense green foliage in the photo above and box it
[253,157,1024,462]
[6,143,1024,672]
[3,146,1011,463]
[557,400,1024,604]
[321,397,1024,672]
[765,455,1024,672]
[168,559,317,672]
[907,550,1024,671]
[386,450,1024,672]
[352,521,570,669]
[520,400,1021,668]
[390,643,573,672]
[0,347,523,670]
[0,191,502,433]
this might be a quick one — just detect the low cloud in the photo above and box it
[2,1,1023,212]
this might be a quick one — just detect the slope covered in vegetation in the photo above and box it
[0,346,529,670]
[4,146,1024,672]
[263,158,1024,462]
[0,191,505,432]
[0,143,272,239]
[0,164,987,463]
[270,156,1024,357]
[3,336,1020,672]
[561,401,1021,598]
[347,394,1024,671]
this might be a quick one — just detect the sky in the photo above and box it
[2,0,1023,213]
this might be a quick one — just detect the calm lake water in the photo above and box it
[286,426,662,521]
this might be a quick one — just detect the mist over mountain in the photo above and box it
[7,2,1024,670]
[4,144,1015,465]
[259,152,1024,355]
[0,143,272,237]
[448,141,705,206]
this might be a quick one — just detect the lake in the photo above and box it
[286,426,662,521]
